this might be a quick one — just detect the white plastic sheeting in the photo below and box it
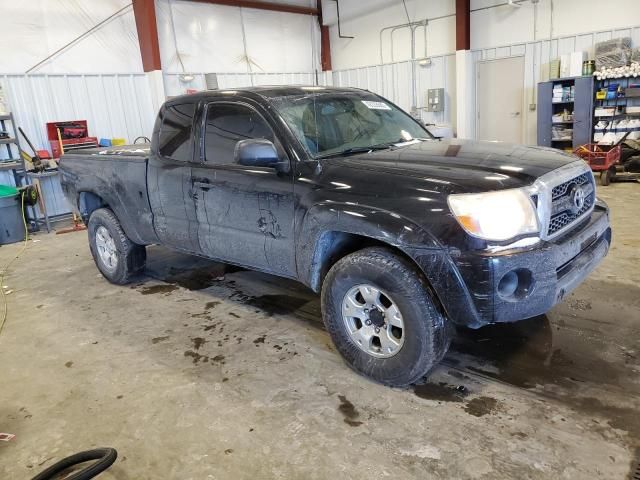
[0,0,141,74]
[156,0,320,74]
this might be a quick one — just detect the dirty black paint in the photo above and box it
[253,335,266,345]
[337,395,363,427]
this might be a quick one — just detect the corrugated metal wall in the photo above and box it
[331,54,457,128]
[0,73,158,217]
[163,72,325,97]
[471,25,640,144]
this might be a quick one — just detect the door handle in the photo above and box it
[193,180,211,191]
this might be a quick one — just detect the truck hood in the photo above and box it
[328,139,579,193]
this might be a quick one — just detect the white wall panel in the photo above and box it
[472,24,640,144]
[331,54,456,129]
[0,74,156,152]
[163,72,320,97]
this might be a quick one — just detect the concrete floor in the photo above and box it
[0,183,639,480]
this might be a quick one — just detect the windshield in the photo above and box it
[269,91,433,158]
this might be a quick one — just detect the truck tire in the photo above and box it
[87,208,146,285]
[321,247,451,387]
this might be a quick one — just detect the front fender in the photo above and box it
[296,201,483,327]
[296,201,440,286]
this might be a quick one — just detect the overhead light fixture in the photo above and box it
[179,74,195,83]
[507,0,522,6]
[418,58,432,67]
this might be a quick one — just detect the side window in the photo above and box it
[159,103,195,161]
[204,103,275,165]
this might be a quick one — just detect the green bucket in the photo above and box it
[0,184,25,245]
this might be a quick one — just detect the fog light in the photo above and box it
[497,268,534,300]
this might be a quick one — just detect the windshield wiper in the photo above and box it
[316,144,391,160]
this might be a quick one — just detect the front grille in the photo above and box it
[547,173,595,237]
[551,172,590,200]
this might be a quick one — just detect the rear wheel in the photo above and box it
[321,247,451,387]
[88,208,146,285]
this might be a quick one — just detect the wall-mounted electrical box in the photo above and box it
[426,88,445,112]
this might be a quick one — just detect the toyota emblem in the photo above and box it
[569,184,586,213]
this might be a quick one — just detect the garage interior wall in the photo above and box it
[324,0,640,138]
[2,0,640,214]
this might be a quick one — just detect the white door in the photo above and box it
[477,56,525,143]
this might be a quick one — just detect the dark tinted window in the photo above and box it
[204,103,274,164]
[159,103,195,161]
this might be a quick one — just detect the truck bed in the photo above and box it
[60,145,156,245]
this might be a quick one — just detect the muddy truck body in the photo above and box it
[61,86,611,386]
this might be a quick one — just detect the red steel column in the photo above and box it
[132,0,162,72]
[456,0,470,51]
[317,0,332,71]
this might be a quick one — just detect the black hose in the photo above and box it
[31,448,117,480]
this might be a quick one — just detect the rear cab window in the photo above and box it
[158,102,196,162]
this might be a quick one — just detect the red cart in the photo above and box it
[573,142,622,186]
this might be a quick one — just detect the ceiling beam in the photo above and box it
[180,0,319,16]
[456,0,470,50]
[132,0,162,72]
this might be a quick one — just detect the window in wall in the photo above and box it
[159,103,196,162]
[204,103,275,165]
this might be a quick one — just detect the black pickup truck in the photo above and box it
[61,86,611,386]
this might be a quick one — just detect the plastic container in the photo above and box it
[0,185,25,245]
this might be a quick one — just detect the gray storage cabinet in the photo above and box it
[537,76,594,150]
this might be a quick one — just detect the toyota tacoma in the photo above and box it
[60,86,611,386]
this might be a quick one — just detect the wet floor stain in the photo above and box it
[211,355,225,365]
[184,350,208,364]
[163,265,244,291]
[139,284,179,295]
[413,382,469,403]
[449,315,624,390]
[337,395,363,427]
[64,361,73,368]
[191,337,207,350]
[230,293,311,317]
[151,336,170,344]
[464,397,499,417]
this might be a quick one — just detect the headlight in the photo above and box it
[447,189,539,241]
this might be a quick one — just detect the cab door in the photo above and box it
[148,101,200,253]
[190,100,296,276]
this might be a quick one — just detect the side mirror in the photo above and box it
[235,139,288,172]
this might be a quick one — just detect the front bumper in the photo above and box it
[410,201,611,328]
[454,202,611,326]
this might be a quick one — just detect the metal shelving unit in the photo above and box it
[0,112,26,183]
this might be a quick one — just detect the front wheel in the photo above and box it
[88,208,146,285]
[321,247,451,387]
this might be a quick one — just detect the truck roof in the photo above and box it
[167,85,368,104]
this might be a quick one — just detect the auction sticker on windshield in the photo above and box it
[361,100,392,110]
